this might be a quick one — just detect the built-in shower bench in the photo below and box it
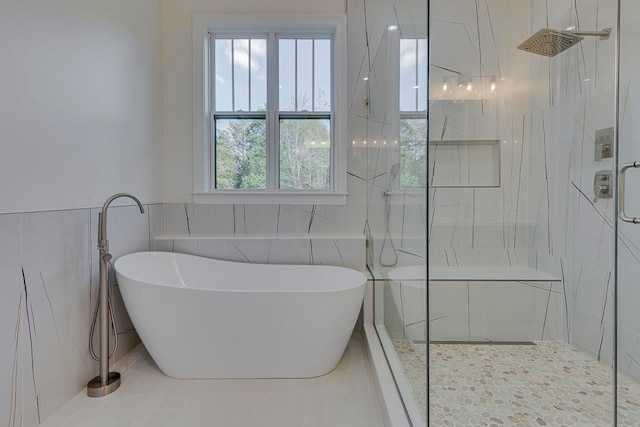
[386,265,563,343]
[388,265,561,282]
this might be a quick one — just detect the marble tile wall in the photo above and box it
[160,203,364,236]
[154,234,365,271]
[420,0,636,361]
[426,0,533,256]
[355,0,535,277]
[348,0,429,271]
[384,276,563,342]
[401,0,559,343]
[525,0,620,371]
[423,0,638,358]
[524,0,640,384]
[0,204,161,426]
[157,203,366,269]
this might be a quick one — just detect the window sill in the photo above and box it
[193,191,348,205]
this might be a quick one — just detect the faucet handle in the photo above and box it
[98,239,109,252]
[593,171,613,203]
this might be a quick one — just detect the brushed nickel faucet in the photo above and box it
[87,193,144,398]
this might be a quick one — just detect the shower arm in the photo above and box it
[570,28,612,40]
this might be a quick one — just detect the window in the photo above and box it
[193,15,347,205]
[399,38,427,190]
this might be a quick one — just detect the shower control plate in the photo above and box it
[594,170,613,202]
[595,127,614,161]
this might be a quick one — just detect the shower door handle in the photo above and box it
[618,161,640,224]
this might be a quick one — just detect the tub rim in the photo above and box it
[114,251,367,294]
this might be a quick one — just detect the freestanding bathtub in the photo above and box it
[114,251,366,379]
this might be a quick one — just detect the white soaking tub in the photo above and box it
[114,251,366,379]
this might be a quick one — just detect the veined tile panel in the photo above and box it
[0,204,161,426]
[0,213,25,427]
[382,279,562,342]
[525,0,619,373]
[162,202,367,237]
[154,234,366,271]
[20,209,93,423]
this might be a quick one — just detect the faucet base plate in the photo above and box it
[87,372,121,398]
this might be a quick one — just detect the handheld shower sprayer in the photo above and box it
[380,164,401,268]
[389,163,401,188]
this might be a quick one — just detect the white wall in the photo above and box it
[161,0,346,202]
[0,0,163,214]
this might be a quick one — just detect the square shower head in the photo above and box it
[517,28,584,57]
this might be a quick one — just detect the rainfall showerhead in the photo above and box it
[518,27,611,57]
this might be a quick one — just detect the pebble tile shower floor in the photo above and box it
[393,340,640,426]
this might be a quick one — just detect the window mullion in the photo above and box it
[210,34,215,112]
[210,112,215,190]
[267,32,278,191]
[231,39,236,111]
[294,39,298,112]
[312,39,315,111]
[209,35,216,191]
[248,39,252,111]
[414,39,419,112]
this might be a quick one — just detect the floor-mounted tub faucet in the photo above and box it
[87,193,144,398]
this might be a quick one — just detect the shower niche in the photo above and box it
[430,139,501,188]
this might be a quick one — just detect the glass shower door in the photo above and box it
[617,2,640,425]
[428,0,618,425]
[365,0,428,425]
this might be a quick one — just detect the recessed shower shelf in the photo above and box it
[388,265,561,282]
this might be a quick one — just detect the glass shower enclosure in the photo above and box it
[360,0,428,424]
[368,0,640,425]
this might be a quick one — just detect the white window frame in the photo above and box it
[192,14,347,205]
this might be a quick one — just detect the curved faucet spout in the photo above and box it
[98,193,145,248]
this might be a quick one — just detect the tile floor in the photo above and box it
[393,339,640,426]
[392,340,428,422]
[42,334,383,427]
